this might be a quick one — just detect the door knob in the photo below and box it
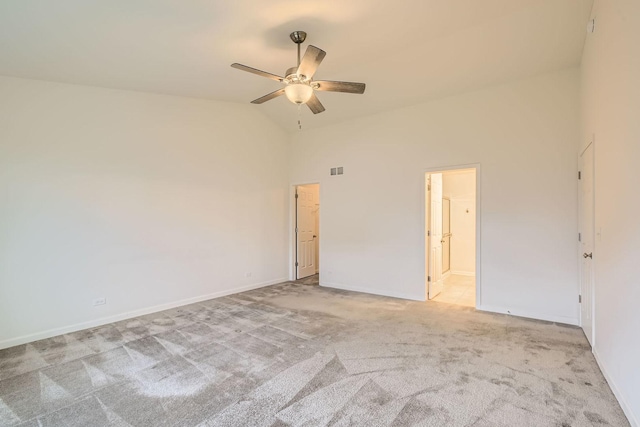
[313,235,317,238]
[583,252,592,259]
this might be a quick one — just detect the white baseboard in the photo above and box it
[593,349,638,427]
[450,270,475,276]
[477,304,579,326]
[0,277,286,350]
[320,281,424,302]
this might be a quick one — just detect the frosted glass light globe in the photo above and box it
[285,83,313,104]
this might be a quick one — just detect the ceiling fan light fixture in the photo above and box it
[285,83,313,105]
[231,31,365,115]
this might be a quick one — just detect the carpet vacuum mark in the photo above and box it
[0,277,629,426]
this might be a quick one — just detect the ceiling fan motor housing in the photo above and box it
[284,66,310,83]
[285,67,299,80]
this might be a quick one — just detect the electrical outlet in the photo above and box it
[245,272,252,278]
[93,297,106,306]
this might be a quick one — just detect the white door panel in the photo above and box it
[579,143,594,346]
[428,173,444,299]
[296,186,317,279]
[442,198,451,273]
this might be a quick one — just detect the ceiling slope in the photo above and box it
[0,0,593,131]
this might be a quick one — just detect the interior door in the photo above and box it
[579,143,594,346]
[442,198,451,274]
[314,202,320,273]
[428,173,444,299]
[296,186,316,279]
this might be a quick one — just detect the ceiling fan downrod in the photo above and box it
[289,31,307,67]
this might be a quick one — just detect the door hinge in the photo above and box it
[578,171,581,180]
[428,276,431,282]
[579,294,582,303]
[578,232,581,242]
[295,262,299,267]
[295,193,299,199]
[427,230,431,237]
[295,227,298,233]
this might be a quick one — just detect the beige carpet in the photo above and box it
[0,276,629,426]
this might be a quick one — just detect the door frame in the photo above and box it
[423,163,481,306]
[289,182,320,281]
[578,137,595,346]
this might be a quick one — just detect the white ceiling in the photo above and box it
[0,0,593,132]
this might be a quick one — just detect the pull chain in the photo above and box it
[297,104,303,130]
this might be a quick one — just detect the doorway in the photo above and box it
[425,167,478,307]
[295,184,320,281]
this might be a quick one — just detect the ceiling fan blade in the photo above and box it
[251,88,286,104]
[313,80,366,94]
[306,92,325,114]
[297,45,326,80]
[231,63,283,82]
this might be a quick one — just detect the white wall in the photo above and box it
[290,68,580,323]
[443,171,476,275]
[0,76,290,348]
[581,0,640,424]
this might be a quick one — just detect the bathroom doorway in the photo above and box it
[425,167,478,307]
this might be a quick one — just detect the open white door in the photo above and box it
[579,143,594,346]
[296,185,317,279]
[428,173,444,299]
[442,198,451,274]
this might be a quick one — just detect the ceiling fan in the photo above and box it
[231,31,366,114]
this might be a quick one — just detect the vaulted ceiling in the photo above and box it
[0,0,593,131]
